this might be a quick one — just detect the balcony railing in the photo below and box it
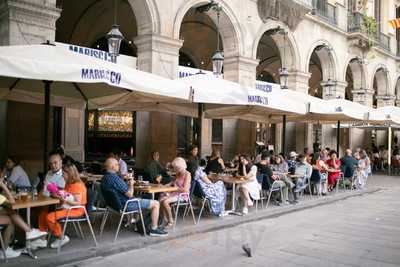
[347,12,391,52]
[313,2,337,26]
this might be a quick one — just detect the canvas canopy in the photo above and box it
[367,105,400,125]
[0,43,191,109]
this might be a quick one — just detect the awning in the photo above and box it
[179,74,307,123]
[368,106,400,125]
[0,43,191,109]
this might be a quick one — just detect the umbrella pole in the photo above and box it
[43,81,52,175]
[198,103,204,157]
[388,126,392,176]
[282,115,286,156]
[336,120,340,156]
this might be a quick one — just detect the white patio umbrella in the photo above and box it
[178,74,308,155]
[0,43,192,171]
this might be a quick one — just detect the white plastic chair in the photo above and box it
[336,172,346,193]
[100,198,146,242]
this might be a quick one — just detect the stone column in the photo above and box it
[376,95,396,108]
[223,56,258,159]
[286,71,312,154]
[134,34,183,166]
[0,0,61,168]
[350,88,374,150]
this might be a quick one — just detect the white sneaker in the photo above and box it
[242,207,248,215]
[50,235,70,249]
[0,247,21,259]
[26,228,47,240]
[30,238,48,250]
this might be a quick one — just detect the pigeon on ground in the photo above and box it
[242,243,252,257]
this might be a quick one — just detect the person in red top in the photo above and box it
[33,163,87,249]
[325,150,341,191]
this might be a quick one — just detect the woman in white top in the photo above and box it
[5,156,31,188]
[238,155,261,215]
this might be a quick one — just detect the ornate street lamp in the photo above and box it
[106,0,124,63]
[211,4,224,77]
[279,67,289,89]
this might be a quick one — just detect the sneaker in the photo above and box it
[26,228,47,240]
[242,207,248,215]
[50,235,70,249]
[149,228,168,237]
[30,238,48,250]
[0,247,21,259]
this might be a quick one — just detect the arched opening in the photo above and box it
[344,58,365,102]
[56,0,140,158]
[256,32,281,84]
[372,67,389,108]
[396,78,400,106]
[177,5,226,154]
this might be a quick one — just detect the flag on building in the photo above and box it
[389,18,400,29]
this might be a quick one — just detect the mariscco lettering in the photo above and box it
[81,69,122,85]
[248,95,268,105]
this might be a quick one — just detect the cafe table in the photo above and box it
[80,173,103,183]
[134,183,178,200]
[12,195,60,259]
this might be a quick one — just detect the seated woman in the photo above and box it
[194,159,227,216]
[310,153,328,195]
[325,150,341,191]
[34,163,87,249]
[160,157,191,228]
[354,150,370,189]
[237,156,261,215]
[294,154,313,193]
[205,149,225,174]
[5,156,31,189]
[0,178,46,259]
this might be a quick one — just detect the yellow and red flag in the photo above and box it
[389,18,400,29]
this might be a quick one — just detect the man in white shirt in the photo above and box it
[42,152,65,197]
[113,151,128,178]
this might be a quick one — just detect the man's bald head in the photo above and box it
[105,157,119,173]
[346,149,352,156]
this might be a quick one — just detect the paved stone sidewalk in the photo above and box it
[3,174,398,267]
[63,175,400,267]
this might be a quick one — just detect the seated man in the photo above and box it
[340,149,358,186]
[100,158,167,237]
[0,179,47,259]
[42,151,65,197]
[144,151,172,184]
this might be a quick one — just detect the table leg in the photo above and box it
[22,207,37,259]
[225,182,241,216]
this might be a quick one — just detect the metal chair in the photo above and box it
[317,172,328,197]
[265,181,283,209]
[336,172,346,193]
[172,193,196,230]
[55,206,98,254]
[0,225,7,262]
[197,196,212,224]
[100,198,146,242]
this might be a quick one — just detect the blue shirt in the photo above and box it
[100,171,128,207]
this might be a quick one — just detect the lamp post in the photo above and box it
[211,4,223,77]
[279,67,289,89]
[106,0,124,63]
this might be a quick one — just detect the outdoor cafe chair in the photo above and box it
[197,196,212,224]
[99,189,146,241]
[48,206,98,254]
[0,225,7,262]
[317,172,328,197]
[172,192,196,230]
[265,180,283,209]
[336,172,346,193]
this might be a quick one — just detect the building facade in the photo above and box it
[1,0,400,174]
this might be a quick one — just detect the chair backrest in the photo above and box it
[101,187,123,212]
[270,181,281,192]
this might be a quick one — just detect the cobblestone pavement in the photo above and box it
[64,175,400,267]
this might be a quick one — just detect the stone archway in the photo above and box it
[344,57,366,101]
[307,41,339,99]
[173,0,243,58]
[372,65,391,108]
